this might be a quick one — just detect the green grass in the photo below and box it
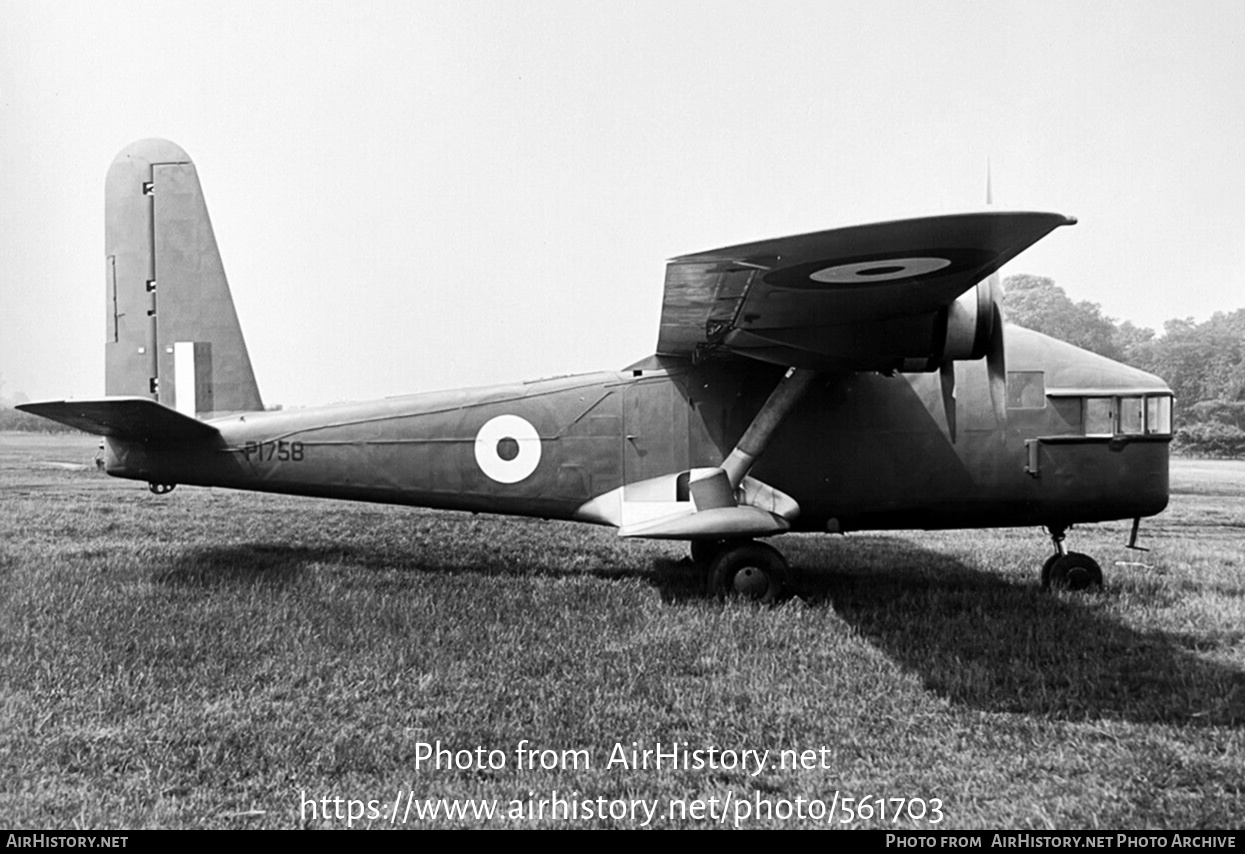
[1,433,1242,829]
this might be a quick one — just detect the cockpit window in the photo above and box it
[1085,398,1114,436]
[1146,396,1172,435]
[1082,394,1173,437]
[1119,396,1144,434]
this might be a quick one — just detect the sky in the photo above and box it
[2,0,1243,407]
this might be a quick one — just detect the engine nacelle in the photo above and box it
[900,279,1000,373]
[942,279,997,362]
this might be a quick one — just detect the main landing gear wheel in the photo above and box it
[707,541,788,604]
[1040,525,1103,591]
[1041,552,1103,592]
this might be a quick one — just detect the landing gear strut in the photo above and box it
[692,539,789,603]
[1040,525,1103,591]
[677,367,810,603]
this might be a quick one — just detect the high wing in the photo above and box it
[656,211,1075,371]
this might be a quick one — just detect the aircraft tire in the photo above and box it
[1040,554,1060,586]
[1042,551,1103,591]
[708,541,788,604]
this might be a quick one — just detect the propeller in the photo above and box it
[938,272,1007,443]
[939,160,1008,442]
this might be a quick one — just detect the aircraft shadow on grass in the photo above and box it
[154,534,1243,728]
[783,535,1244,728]
[153,544,361,588]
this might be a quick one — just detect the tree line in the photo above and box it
[1003,274,1245,458]
[0,405,77,433]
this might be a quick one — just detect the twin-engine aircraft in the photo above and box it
[20,139,1173,600]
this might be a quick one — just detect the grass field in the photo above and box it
[1,432,1242,829]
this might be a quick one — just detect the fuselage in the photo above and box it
[104,324,1171,537]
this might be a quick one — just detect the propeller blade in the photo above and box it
[940,360,957,443]
[984,164,1007,430]
[987,298,1007,426]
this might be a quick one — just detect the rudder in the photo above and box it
[105,139,263,417]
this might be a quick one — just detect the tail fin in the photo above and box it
[105,139,263,417]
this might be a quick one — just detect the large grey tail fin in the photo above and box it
[105,139,263,417]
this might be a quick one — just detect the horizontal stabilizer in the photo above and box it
[16,397,221,442]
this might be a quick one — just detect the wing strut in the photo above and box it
[690,367,818,509]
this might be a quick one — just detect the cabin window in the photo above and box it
[1080,394,1173,437]
[1007,371,1046,409]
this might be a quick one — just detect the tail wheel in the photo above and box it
[707,541,788,604]
[1042,551,1103,591]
